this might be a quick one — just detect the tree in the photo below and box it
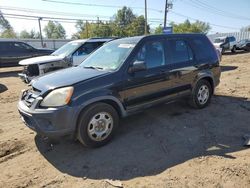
[154,25,163,34]
[240,25,250,32]
[126,16,148,36]
[0,11,16,38]
[19,30,40,39]
[43,21,66,39]
[114,6,136,27]
[72,6,150,38]
[170,19,211,34]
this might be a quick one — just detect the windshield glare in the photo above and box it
[80,40,136,71]
[52,42,83,56]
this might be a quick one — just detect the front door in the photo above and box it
[123,38,173,108]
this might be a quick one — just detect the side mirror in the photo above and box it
[128,61,146,73]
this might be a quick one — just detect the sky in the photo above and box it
[0,0,250,38]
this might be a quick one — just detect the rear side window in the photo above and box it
[190,36,216,61]
[168,39,193,64]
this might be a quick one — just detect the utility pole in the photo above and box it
[38,17,44,47]
[86,20,89,38]
[144,0,148,35]
[97,16,99,28]
[163,0,173,28]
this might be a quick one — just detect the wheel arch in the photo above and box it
[193,74,215,94]
[74,96,126,137]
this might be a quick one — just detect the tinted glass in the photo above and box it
[190,36,215,61]
[229,37,236,42]
[13,42,29,51]
[168,40,193,64]
[134,41,165,68]
[74,42,104,56]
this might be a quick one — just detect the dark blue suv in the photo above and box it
[18,34,221,147]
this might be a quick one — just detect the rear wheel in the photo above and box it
[77,103,119,147]
[190,79,212,109]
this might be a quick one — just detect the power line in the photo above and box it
[0,6,111,19]
[170,10,241,30]
[184,0,250,21]
[42,0,163,13]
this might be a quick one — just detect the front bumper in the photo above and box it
[18,94,76,137]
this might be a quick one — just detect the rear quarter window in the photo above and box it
[190,36,217,62]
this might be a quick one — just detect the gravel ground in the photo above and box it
[0,52,250,188]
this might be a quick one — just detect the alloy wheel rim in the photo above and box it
[87,112,113,141]
[197,85,209,105]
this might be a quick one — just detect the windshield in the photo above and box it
[52,41,83,56]
[214,38,225,43]
[80,39,136,71]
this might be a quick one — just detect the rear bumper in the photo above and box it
[18,100,76,137]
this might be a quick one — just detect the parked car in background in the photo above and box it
[18,34,221,147]
[236,39,250,51]
[0,41,54,68]
[213,36,237,53]
[18,38,115,83]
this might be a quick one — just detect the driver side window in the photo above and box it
[134,41,165,69]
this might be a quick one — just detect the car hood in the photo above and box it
[19,55,65,65]
[31,66,109,92]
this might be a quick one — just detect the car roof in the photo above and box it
[0,40,26,43]
[113,33,207,43]
[69,38,115,44]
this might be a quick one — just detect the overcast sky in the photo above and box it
[1,0,250,38]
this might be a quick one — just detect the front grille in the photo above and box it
[23,65,39,76]
[22,88,41,107]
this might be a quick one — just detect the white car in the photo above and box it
[18,38,114,83]
[213,36,237,53]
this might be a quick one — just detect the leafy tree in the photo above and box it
[0,11,16,38]
[43,21,66,39]
[72,6,150,38]
[126,16,148,36]
[115,6,136,27]
[154,25,163,34]
[240,25,250,32]
[170,19,211,34]
[72,20,88,39]
[19,30,40,39]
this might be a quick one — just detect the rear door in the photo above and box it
[166,38,196,95]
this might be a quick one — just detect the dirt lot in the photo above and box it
[0,52,250,188]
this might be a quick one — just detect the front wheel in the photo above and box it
[189,80,212,109]
[231,46,236,53]
[77,103,119,147]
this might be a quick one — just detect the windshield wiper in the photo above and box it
[84,66,104,70]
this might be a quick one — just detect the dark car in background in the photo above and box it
[18,34,221,148]
[0,41,54,67]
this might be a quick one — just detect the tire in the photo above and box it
[231,46,236,53]
[221,48,225,54]
[77,102,119,148]
[189,79,212,109]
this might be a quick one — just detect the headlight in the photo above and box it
[40,87,74,107]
